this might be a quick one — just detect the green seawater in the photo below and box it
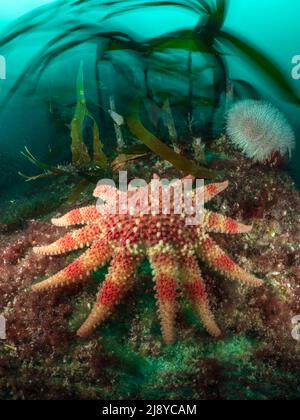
[0,0,300,194]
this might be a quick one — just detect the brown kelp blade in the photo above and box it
[67,179,90,205]
[71,62,108,168]
[19,147,68,181]
[112,153,149,171]
[90,116,109,168]
[70,62,91,166]
[19,171,59,182]
[220,31,300,106]
[127,103,219,179]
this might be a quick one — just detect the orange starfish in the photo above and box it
[32,177,263,344]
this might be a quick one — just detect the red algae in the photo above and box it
[1,135,300,399]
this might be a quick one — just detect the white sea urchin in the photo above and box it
[226,100,295,165]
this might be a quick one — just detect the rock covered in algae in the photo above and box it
[0,136,300,400]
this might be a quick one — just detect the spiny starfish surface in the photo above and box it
[32,177,263,344]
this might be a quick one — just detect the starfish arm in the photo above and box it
[77,252,139,337]
[202,181,229,203]
[33,224,104,255]
[52,205,100,227]
[32,240,112,291]
[203,211,252,234]
[180,255,221,337]
[199,235,263,286]
[148,247,179,344]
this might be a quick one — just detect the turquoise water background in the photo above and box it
[0,0,300,188]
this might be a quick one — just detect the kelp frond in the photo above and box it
[71,61,108,168]
[19,147,69,181]
[1,0,298,105]
[20,63,109,183]
[70,61,91,166]
[127,101,220,179]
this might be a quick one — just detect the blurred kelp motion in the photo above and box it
[1,0,299,181]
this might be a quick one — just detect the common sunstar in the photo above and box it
[32,177,263,344]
